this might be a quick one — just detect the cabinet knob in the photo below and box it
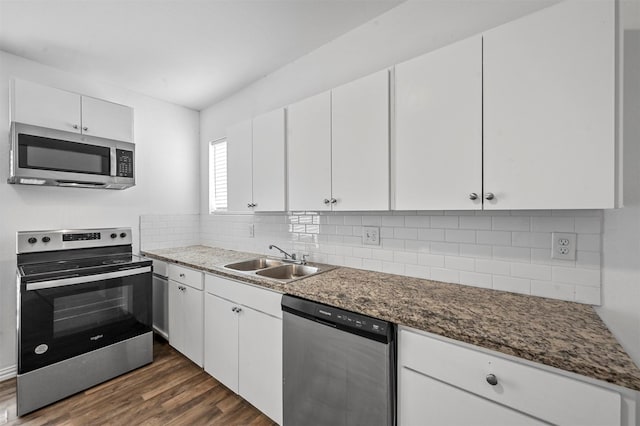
[469,193,478,200]
[72,124,79,129]
[484,192,495,201]
[179,273,185,278]
[324,199,331,205]
[247,203,252,208]
[330,198,337,204]
[486,374,498,386]
[236,307,242,313]
[82,126,88,132]
[231,307,237,312]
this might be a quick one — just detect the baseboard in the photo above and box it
[0,365,17,382]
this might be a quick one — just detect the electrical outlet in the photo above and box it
[363,226,380,246]
[248,224,255,238]
[551,232,576,260]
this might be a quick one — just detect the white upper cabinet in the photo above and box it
[332,69,390,211]
[252,108,287,212]
[12,79,81,134]
[288,91,333,211]
[81,96,134,142]
[12,79,134,142]
[394,35,482,210]
[288,71,390,211]
[226,120,254,213]
[483,0,616,209]
[226,109,287,213]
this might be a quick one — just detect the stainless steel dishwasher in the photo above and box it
[282,295,396,426]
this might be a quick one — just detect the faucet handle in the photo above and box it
[301,253,309,264]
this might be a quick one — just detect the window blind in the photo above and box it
[209,140,227,211]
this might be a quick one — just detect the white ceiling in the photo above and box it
[0,0,403,110]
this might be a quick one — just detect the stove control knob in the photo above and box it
[120,232,127,238]
[42,236,51,243]
[110,233,117,239]
[28,237,37,244]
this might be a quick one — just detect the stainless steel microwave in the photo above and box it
[8,122,135,189]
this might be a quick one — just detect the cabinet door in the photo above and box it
[181,284,203,367]
[168,280,183,354]
[12,79,81,133]
[288,91,332,211]
[252,108,286,211]
[400,367,545,426]
[226,120,254,212]
[483,0,615,209]
[204,293,239,393]
[395,35,482,210]
[81,96,133,142]
[169,280,203,367]
[332,70,389,211]
[238,307,282,424]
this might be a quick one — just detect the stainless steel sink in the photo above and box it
[222,257,333,283]
[255,264,319,281]
[224,258,284,271]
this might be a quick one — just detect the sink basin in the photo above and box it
[255,264,319,281]
[224,258,284,271]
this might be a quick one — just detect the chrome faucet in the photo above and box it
[269,245,307,264]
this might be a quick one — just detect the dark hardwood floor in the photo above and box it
[0,336,277,425]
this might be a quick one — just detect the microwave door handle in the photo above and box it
[56,181,107,188]
[25,266,152,291]
[110,148,117,177]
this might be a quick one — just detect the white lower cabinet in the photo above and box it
[204,274,283,425]
[398,327,635,426]
[168,264,204,367]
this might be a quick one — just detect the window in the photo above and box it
[209,139,227,212]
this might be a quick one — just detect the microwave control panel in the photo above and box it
[116,149,134,178]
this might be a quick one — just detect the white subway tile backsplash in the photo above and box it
[493,276,531,295]
[531,281,574,301]
[459,271,493,289]
[431,268,460,284]
[445,256,475,272]
[511,263,552,281]
[531,216,575,232]
[552,267,600,287]
[147,209,604,306]
[492,216,531,231]
[431,216,459,229]
[404,216,431,228]
[445,229,476,243]
[477,230,512,246]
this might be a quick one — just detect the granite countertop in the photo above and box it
[142,245,640,392]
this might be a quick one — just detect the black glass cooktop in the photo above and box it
[20,254,147,277]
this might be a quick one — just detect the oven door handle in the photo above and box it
[25,266,152,291]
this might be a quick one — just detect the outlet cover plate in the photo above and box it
[363,226,380,246]
[551,232,576,260]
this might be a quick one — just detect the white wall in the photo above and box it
[0,51,200,377]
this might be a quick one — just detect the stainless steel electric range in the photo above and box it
[15,227,153,416]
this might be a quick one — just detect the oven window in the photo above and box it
[53,286,133,338]
[18,133,110,175]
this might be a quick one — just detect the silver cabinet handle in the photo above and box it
[179,273,185,278]
[236,307,242,313]
[323,199,331,205]
[72,124,79,129]
[330,198,337,204]
[247,203,252,208]
[82,126,88,131]
[486,374,498,386]
[469,193,478,200]
[484,192,495,201]
[231,307,237,312]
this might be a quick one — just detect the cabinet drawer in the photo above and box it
[168,264,203,290]
[205,274,282,319]
[400,328,621,426]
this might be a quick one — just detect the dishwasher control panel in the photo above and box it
[315,305,388,336]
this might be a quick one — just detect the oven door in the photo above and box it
[19,266,152,374]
